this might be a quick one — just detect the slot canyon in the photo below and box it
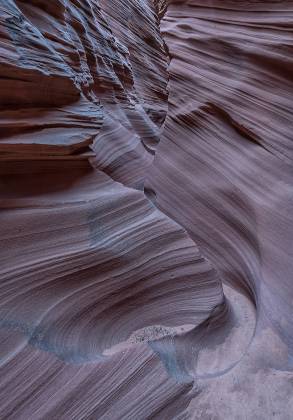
[0,1,293,418]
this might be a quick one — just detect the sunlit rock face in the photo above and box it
[0,0,292,419]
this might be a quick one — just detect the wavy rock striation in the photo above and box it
[0,0,292,419]
[146,0,293,417]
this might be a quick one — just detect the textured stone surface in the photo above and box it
[146,1,293,417]
[0,0,292,418]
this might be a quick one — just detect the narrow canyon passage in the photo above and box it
[0,1,292,419]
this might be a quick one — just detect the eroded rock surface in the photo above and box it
[146,0,293,416]
[0,0,292,418]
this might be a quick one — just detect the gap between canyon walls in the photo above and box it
[91,0,232,369]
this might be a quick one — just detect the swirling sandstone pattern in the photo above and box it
[0,0,292,419]
[147,0,293,417]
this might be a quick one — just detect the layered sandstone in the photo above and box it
[0,1,292,419]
